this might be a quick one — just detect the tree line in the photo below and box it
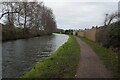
[1,1,57,40]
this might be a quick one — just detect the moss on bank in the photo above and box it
[79,36,119,78]
[21,35,80,78]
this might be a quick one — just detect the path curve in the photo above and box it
[75,36,113,78]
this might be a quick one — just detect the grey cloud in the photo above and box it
[44,1,118,29]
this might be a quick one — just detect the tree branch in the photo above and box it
[0,11,19,19]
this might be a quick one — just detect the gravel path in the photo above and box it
[75,36,113,78]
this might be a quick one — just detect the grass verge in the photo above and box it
[79,36,119,78]
[21,35,80,78]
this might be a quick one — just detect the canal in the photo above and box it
[2,33,69,78]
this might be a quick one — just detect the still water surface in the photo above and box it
[2,33,69,78]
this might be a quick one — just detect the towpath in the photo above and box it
[75,36,113,78]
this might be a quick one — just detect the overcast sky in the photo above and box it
[42,0,119,30]
[0,0,119,29]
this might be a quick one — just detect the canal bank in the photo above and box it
[21,35,80,78]
[2,33,69,78]
[2,27,53,42]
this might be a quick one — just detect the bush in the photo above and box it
[108,22,120,51]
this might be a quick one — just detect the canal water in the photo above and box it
[2,33,69,78]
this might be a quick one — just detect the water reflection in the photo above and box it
[2,33,69,78]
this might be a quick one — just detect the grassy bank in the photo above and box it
[79,36,119,78]
[21,35,80,78]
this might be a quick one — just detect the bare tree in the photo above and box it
[1,1,57,34]
[104,12,118,26]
